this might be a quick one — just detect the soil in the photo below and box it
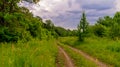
[56,46,75,67]
[68,45,110,67]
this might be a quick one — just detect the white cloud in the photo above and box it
[19,0,117,29]
[115,0,120,11]
[20,0,82,18]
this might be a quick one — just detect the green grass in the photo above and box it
[59,37,120,67]
[58,42,97,67]
[0,39,58,67]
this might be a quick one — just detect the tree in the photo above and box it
[78,11,88,41]
[97,16,113,27]
[55,27,67,37]
[93,24,107,37]
[109,23,120,40]
[45,20,54,31]
[0,0,59,42]
[113,12,120,24]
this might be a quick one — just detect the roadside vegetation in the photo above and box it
[0,39,58,67]
[58,42,97,67]
[59,37,120,67]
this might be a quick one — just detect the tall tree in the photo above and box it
[78,11,88,41]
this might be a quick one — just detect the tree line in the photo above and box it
[0,0,77,42]
[0,0,120,43]
[78,11,120,41]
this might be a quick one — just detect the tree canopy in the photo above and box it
[78,11,89,41]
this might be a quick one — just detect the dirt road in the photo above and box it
[57,46,75,67]
[68,45,109,67]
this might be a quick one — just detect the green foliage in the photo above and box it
[0,12,31,42]
[109,23,120,40]
[94,12,120,39]
[0,26,18,42]
[78,11,89,41]
[45,20,54,31]
[27,18,42,37]
[0,0,56,42]
[113,12,120,24]
[55,27,68,37]
[97,16,113,27]
[42,20,77,38]
[0,0,20,13]
[93,24,107,37]
[85,25,96,37]
[59,37,78,46]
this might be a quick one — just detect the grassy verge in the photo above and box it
[0,39,58,67]
[59,37,120,67]
[58,42,97,67]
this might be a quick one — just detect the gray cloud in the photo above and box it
[19,0,118,30]
[82,4,112,10]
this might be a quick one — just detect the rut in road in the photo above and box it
[67,45,110,67]
[57,46,75,67]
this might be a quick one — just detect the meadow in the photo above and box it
[0,39,58,67]
[59,37,120,67]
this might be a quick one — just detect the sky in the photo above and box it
[19,0,120,30]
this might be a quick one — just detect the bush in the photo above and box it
[93,24,107,37]
[109,24,120,40]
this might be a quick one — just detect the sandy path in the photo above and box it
[67,45,109,67]
[57,46,75,67]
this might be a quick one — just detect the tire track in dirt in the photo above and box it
[67,45,110,67]
[57,46,75,67]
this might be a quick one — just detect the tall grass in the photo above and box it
[0,39,58,67]
[59,37,120,67]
